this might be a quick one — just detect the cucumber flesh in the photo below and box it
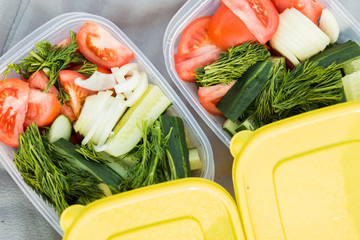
[343,58,360,75]
[104,84,172,156]
[48,115,72,143]
[342,70,360,101]
[222,119,242,136]
[188,148,201,171]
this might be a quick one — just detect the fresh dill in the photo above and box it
[76,140,108,164]
[195,42,270,87]
[3,31,97,105]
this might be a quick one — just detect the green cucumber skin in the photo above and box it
[48,115,72,143]
[160,115,190,178]
[217,60,274,122]
[53,139,122,190]
[309,40,360,68]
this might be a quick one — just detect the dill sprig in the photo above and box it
[3,31,97,105]
[13,124,104,215]
[195,42,270,87]
[76,141,108,164]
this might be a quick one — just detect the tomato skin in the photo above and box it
[24,89,60,127]
[59,70,96,117]
[175,44,222,82]
[197,81,235,115]
[60,104,77,123]
[178,16,213,55]
[77,22,134,69]
[271,0,324,24]
[208,4,257,50]
[28,70,59,96]
[0,78,29,148]
[221,0,279,44]
[55,37,71,48]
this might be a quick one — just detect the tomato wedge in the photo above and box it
[60,104,77,123]
[77,22,134,68]
[24,89,60,127]
[59,70,96,117]
[28,70,59,96]
[271,0,324,24]
[208,3,257,50]
[221,0,279,44]
[178,16,214,55]
[0,78,29,147]
[198,81,235,115]
[175,44,222,82]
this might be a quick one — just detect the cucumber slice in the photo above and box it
[103,84,172,156]
[222,119,241,136]
[343,59,360,75]
[188,148,201,171]
[48,115,72,143]
[342,70,360,101]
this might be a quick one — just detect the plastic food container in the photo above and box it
[163,0,360,147]
[0,12,214,235]
[61,101,360,239]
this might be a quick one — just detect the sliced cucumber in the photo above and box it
[222,119,242,136]
[48,115,72,143]
[343,58,360,75]
[342,70,360,101]
[103,84,172,156]
[189,148,201,171]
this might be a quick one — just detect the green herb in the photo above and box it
[3,31,96,105]
[13,124,104,214]
[246,60,344,127]
[119,120,171,191]
[76,140,108,164]
[195,42,270,87]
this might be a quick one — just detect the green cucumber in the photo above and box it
[160,115,190,179]
[309,40,360,68]
[52,138,122,192]
[235,115,258,131]
[342,70,360,101]
[222,119,242,136]
[104,84,172,157]
[217,60,274,122]
[343,58,360,75]
[188,148,201,171]
[48,115,72,143]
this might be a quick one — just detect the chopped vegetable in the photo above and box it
[74,71,116,91]
[48,115,72,143]
[342,70,360,101]
[343,58,360,75]
[188,148,201,171]
[319,9,339,44]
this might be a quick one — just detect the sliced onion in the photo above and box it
[319,9,339,44]
[114,70,141,93]
[74,71,116,91]
[125,72,149,107]
[111,63,140,84]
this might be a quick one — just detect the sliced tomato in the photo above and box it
[24,89,60,127]
[271,0,324,24]
[175,44,222,82]
[55,37,71,48]
[60,104,77,123]
[28,70,59,96]
[67,64,112,74]
[0,78,29,147]
[178,16,214,55]
[221,0,279,44]
[77,22,134,69]
[197,81,235,115]
[59,70,96,117]
[208,4,257,50]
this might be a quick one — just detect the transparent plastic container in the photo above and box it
[163,0,360,147]
[0,12,214,235]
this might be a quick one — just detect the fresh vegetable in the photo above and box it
[60,104,77,123]
[14,124,105,214]
[188,148,201,171]
[271,0,324,24]
[342,70,360,101]
[160,115,191,179]
[208,3,256,51]
[198,81,235,115]
[58,70,96,117]
[221,0,279,44]
[217,60,275,122]
[74,70,116,91]
[319,9,339,43]
[343,58,360,75]
[222,118,242,136]
[269,8,330,65]
[28,70,59,96]
[196,42,270,87]
[0,78,29,148]
[76,22,134,69]
[4,31,96,104]
[48,115,72,143]
[309,40,360,68]
[24,88,61,127]
[102,84,172,157]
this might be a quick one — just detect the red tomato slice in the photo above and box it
[0,78,29,147]
[59,70,96,117]
[28,70,59,96]
[271,0,324,24]
[221,0,279,44]
[208,4,257,50]
[77,22,134,69]
[60,104,77,123]
[24,89,60,127]
[175,44,222,82]
[197,81,235,115]
[178,16,214,55]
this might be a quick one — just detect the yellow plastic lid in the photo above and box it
[232,101,360,239]
[60,178,245,240]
